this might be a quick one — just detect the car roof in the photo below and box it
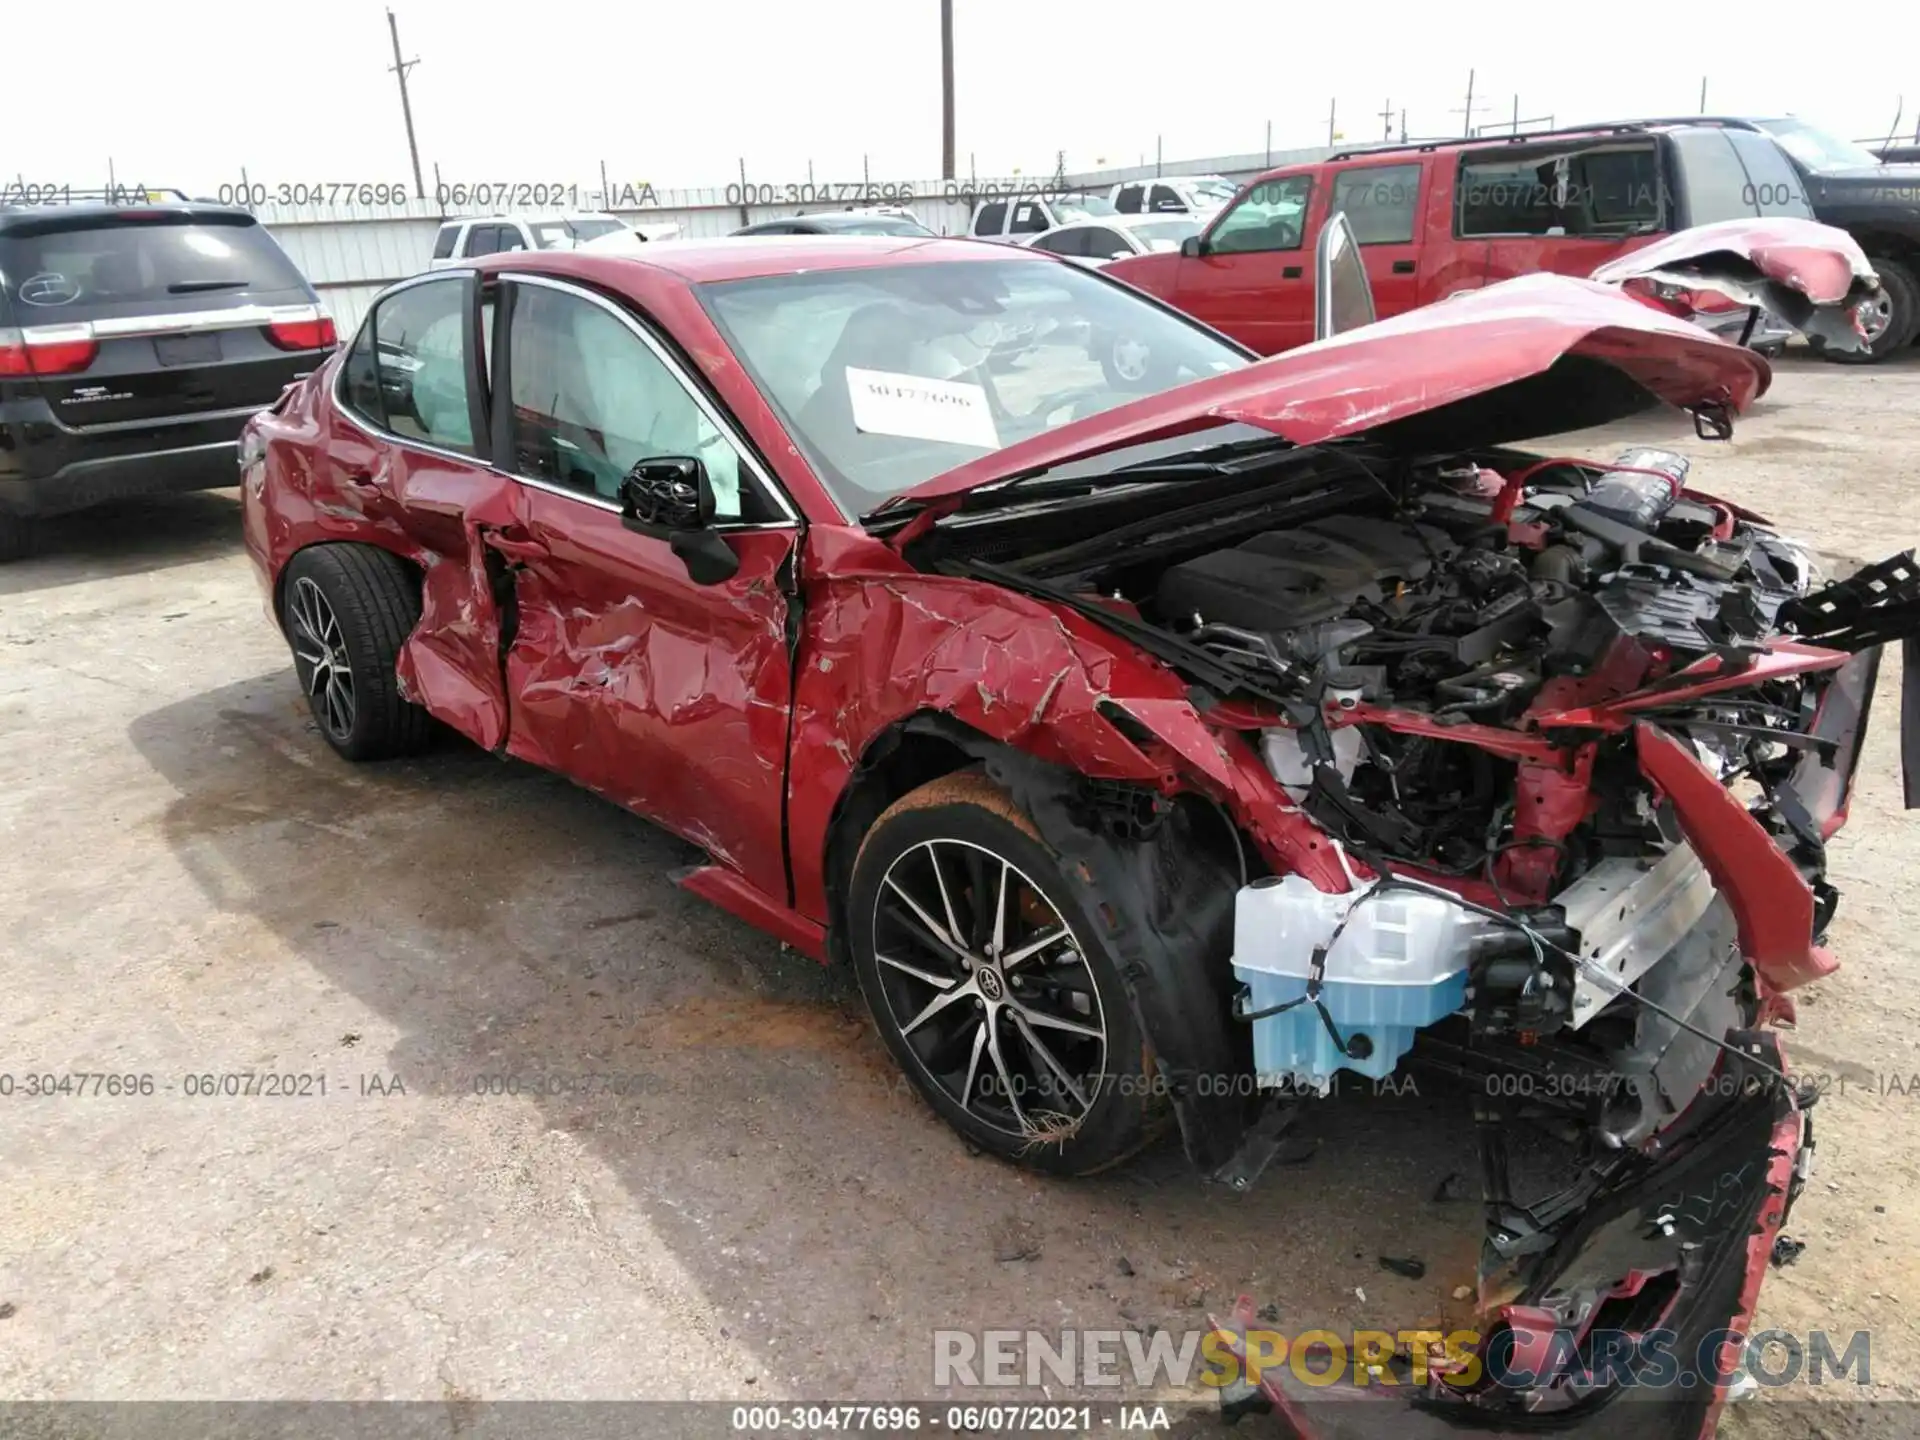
[467,234,1021,284]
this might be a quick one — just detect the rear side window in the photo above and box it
[1114,185,1143,214]
[973,201,1007,236]
[1329,164,1421,244]
[1458,157,1556,235]
[1726,132,1812,215]
[1669,132,1752,223]
[1148,184,1184,213]
[1457,145,1660,236]
[0,215,310,319]
[364,279,476,453]
[1673,131,1815,221]
[1009,202,1049,234]
[1580,148,1662,229]
[1034,228,1085,256]
[463,225,499,256]
[431,224,460,260]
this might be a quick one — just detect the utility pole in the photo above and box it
[1451,69,1485,137]
[1326,99,1337,146]
[387,10,425,199]
[939,0,956,180]
[1378,98,1394,141]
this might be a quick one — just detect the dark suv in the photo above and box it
[0,196,336,559]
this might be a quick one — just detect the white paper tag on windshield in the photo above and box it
[845,367,999,449]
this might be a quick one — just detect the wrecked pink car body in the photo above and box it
[241,223,1912,1438]
[1592,215,1882,352]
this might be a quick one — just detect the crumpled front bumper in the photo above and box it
[1210,1031,1810,1439]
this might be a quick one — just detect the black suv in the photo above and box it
[0,196,336,559]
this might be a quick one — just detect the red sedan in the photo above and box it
[243,231,1910,1432]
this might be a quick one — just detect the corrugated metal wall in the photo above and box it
[260,150,1331,333]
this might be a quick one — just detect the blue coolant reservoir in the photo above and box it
[1231,876,1483,1090]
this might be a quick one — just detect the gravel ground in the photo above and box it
[1,351,1916,1437]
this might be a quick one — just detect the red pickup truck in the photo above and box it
[1106,120,1815,356]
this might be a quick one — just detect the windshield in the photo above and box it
[1051,193,1117,220]
[1131,218,1203,250]
[529,218,626,249]
[698,258,1250,516]
[1757,118,1884,172]
[1186,178,1239,205]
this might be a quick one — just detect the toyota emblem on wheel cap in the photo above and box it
[976,968,1004,1001]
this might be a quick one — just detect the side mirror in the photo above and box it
[618,456,740,585]
[1180,235,1206,259]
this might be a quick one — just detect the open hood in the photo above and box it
[1589,216,1881,353]
[886,275,1768,512]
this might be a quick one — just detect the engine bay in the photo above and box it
[915,435,1918,1125]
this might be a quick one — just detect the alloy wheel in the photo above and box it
[288,576,356,743]
[869,838,1109,1141]
[1857,290,1895,344]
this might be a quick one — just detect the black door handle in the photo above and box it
[1281,265,1302,279]
[1392,260,1416,274]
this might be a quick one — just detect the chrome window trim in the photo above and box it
[498,271,800,527]
[330,270,802,532]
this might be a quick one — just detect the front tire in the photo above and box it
[0,514,37,564]
[1821,257,1918,364]
[282,544,433,761]
[848,771,1164,1175]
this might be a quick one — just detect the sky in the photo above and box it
[9,0,1916,195]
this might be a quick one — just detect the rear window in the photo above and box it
[0,214,310,319]
[431,224,460,259]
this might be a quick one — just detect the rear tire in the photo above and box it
[1820,257,1918,364]
[0,515,37,564]
[848,771,1166,1176]
[281,544,433,761]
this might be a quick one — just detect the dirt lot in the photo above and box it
[2,353,1918,1437]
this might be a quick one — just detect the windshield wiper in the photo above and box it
[167,279,250,293]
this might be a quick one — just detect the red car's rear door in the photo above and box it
[483,273,801,902]
[334,271,519,752]
[1169,173,1317,354]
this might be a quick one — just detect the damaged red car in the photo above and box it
[241,221,1913,1437]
